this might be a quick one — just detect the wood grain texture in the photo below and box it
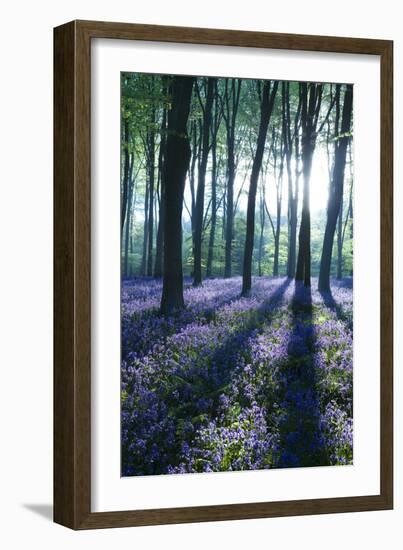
[380,40,393,506]
[75,19,391,54]
[54,20,393,530]
[54,20,91,529]
[54,21,76,528]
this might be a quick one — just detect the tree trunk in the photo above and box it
[121,117,130,238]
[146,108,155,276]
[224,151,235,278]
[284,82,301,278]
[319,84,353,292]
[154,98,167,277]
[123,153,135,278]
[160,76,194,313]
[242,80,278,296]
[258,183,265,277]
[223,79,242,278]
[140,182,149,276]
[287,148,300,278]
[206,157,217,278]
[273,134,284,277]
[349,158,353,276]
[287,181,299,278]
[273,191,282,276]
[188,120,202,276]
[337,200,343,279]
[268,120,285,278]
[206,120,218,277]
[193,78,216,286]
[295,155,312,287]
[295,82,324,287]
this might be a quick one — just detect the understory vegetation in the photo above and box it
[121,277,353,476]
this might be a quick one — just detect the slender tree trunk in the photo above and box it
[189,123,197,222]
[123,153,135,278]
[242,80,278,296]
[349,156,353,276]
[222,189,226,242]
[295,82,324,287]
[154,108,167,277]
[206,132,218,277]
[319,84,353,292]
[337,200,343,279]
[121,117,130,237]
[270,118,285,278]
[146,109,155,276]
[129,172,137,257]
[224,153,234,278]
[129,219,134,252]
[223,79,242,278]
[273,190,282,276]
[295,152,313,286]
[123,200,131,278]
[273,108,287,277]
[258,183,265,277]
[284,82,301,278]
[287,147,300,278]
[273,140,284,277]
[128,179,137,276]
[160,76,194,313]
[140,182,149,276]
[193,78,216,286]
[154,197,164,277]
[154,195,164,276]
[188,121,201,276]
[287,189,298,277]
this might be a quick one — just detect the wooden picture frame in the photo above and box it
[54,19,393,530]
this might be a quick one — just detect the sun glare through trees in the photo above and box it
[120,73,353,476]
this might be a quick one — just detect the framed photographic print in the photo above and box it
[54,20,393,529]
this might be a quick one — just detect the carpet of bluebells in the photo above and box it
[121,276,353,476]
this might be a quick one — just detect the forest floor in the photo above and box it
[121,276,353,476]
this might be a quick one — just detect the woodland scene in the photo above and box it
[120,73,354,476]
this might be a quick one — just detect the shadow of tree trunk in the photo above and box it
[277,281,329,468]
[319,287,352,330]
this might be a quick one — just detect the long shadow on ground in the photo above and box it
[319,288,353,330]
[122,278,292,475]
[166,278,293,422]
[121,280,245,361]
[277,282,329,468]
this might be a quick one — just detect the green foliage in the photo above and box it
[121,74,354,281]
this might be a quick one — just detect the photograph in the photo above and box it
[120,73,354,477]
[1,0,395,538]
